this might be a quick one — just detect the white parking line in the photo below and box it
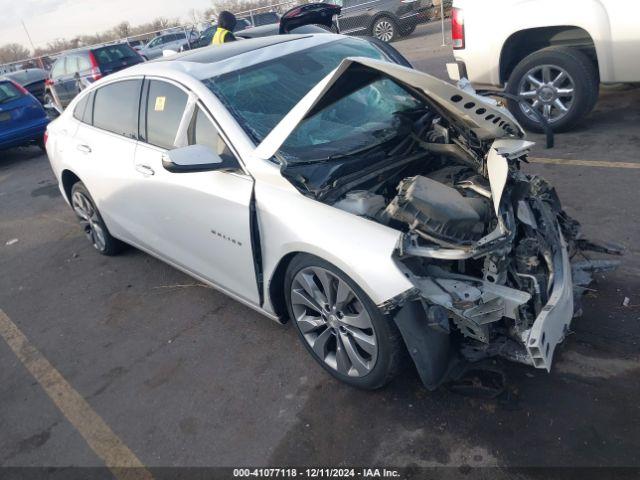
[528,157,640,169]
[0,309,153,480]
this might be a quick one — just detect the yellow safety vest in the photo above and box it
[212,28,231,45]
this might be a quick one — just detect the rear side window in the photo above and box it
[77,54,92,72]
[190,107,236,164]
[0,81,23,103]
[144,80,187,149]
[51,59,66,78]
[66,55,80,74]
[93,79,142,138]
[73,94,89,121]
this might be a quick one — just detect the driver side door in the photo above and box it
[132,78,259,305]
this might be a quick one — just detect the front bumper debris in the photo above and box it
[521,234,573,370]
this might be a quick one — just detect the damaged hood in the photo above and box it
[254,56,524,161]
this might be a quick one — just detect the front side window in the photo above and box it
[144,80,188,149]
[93,79,142,138]
[204,38,387,144]
[189,106,237,165]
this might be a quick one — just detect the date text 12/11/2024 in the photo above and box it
[232,468,401,478]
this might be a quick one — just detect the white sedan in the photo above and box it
[45,34,619,390]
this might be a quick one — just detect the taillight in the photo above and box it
[45,78,54,86]
[43,131,48,145]
[88,52,103,81]
[10,80,29,95]
[452,7,465,49]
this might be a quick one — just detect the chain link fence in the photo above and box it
[1,0,454,74]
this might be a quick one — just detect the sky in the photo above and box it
[0,0,213,50]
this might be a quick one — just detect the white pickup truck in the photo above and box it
[447,0,640,131]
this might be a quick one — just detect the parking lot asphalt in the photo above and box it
[1,22,639,475]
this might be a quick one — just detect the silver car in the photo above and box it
[44,34,619,390]
[138,32,191,60]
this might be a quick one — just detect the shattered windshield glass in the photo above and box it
[279,77,423,162]
[203,38,387,145]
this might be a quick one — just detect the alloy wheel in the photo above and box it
[71,191,106,252]
[517,64,576,124]
[290,267,378,377]
[373,20,394,42]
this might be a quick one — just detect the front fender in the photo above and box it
[256,181,414,315]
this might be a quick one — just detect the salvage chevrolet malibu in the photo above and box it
[44,34,620,390]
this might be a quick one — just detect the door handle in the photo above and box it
[77,144,91,153]
[135,164,155,176]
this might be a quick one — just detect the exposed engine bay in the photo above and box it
[319,116,622,380]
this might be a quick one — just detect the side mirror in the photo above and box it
[162,144,233,173]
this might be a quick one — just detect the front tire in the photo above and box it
[371,16,398,43]
[70,182,123,256]
[285,254,404,389]
[506,46,599,132]
[400,24,416,37]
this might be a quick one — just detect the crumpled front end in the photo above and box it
[385,140,622,373]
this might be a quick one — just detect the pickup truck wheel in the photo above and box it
[285,254,405,390]
[506,47,599,132]
[371,16,398,42]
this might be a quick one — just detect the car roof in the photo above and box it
[152,34,311,65]
[54,43,131,58]
[97,34,356,84]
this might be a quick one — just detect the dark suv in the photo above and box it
[330,0,433,42]
[45,43,143,109]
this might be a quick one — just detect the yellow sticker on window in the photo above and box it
[154,96,166,112]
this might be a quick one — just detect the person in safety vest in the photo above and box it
[212,11,237,45]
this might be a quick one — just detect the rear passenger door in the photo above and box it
[62,55,81,103]
[338,0,378,34]
[133,78,259,303]
[69,79,144,244]
[49,58,68,105]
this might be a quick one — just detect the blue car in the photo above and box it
[0,78,49,151]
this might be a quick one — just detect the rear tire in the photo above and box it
[371,16,398,43]
[70,182,124,256]
[506,46,599,132]
[285,254,405,389]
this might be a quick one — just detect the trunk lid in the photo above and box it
[254,56,524,161]
[279,2,341,33]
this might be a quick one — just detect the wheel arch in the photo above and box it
[264,241,414,323]
[61,169,82,204]
[267,251,301,322]
[500,26,599,85]
[368,12,399,36]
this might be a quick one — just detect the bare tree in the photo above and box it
[0,43,31,63]
[113,21,132,38]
